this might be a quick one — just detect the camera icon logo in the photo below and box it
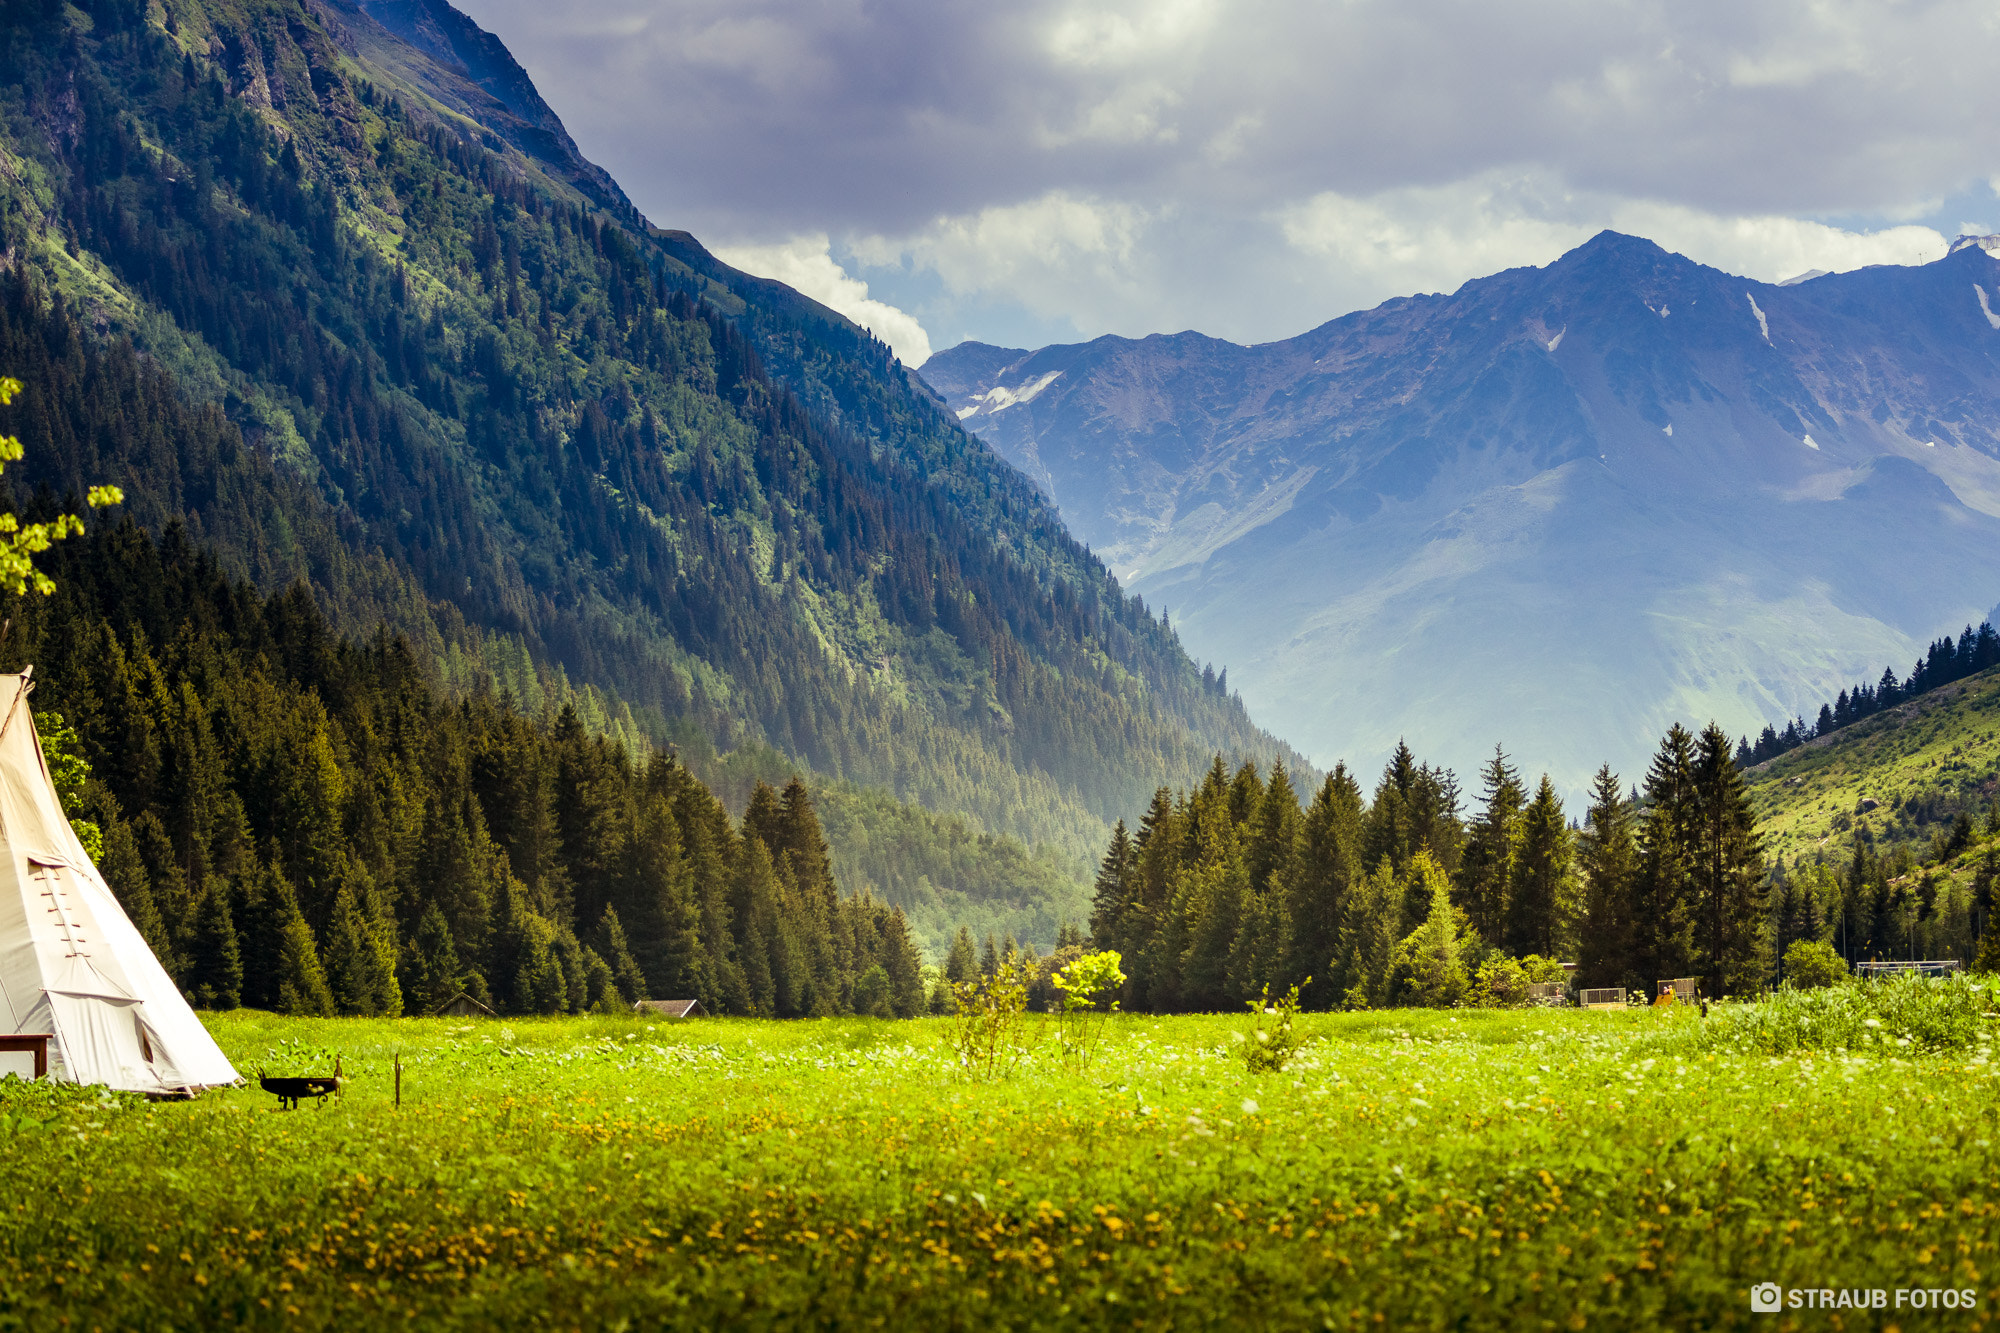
[1750,1283,1784,1313]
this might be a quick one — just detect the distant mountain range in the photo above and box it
[922,233,2000,795]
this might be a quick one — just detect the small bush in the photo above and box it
[852,965,893,1017]
[1781,939,1848,990]
[946,958,1037,1079]
[1050,950,1124,1074]
[1242,980,1306,1073]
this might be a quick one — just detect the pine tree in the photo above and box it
[1505,775,1570,959]
[1246,761,1301,897]
[1574,766,1636,990]
[185,878,243,1010]
[1089,820,1135,950]
[1285,765,1363,1008]
[943,926,979,985]
[593,906,648,1005]
[1390,852,1469,1007]
[323,880,400,1017]
[1332,861,1397,1009]
[1690,723,1768,995]
[401,902,468,1017]
[1633,725,1699,990]
[1458,746,1524,944]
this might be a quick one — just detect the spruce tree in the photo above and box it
[943,926,979,986]
[1633,725,1699,990]
[1389,852,1469,1007]
[1505,775,1570,959]
[1246,760,1301,897]
[730,838,780,1015]
[874,906,926,1017]
[401,903,467,1016]
[1690,723,1768,995]
[242,860,334,1016]
[323,880,400,1017]
[1575,765,1637,990]
[1332,861,1397,1009]
[593,906,648,1005]
[1285,765,1363,1008]
[1089,821,1134,950]
[185,878,243,1011]
[1458,747,1524,944]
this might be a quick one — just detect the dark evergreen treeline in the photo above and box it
[7,521,926,1018]
[1089,725,1769,1008]
[1738,622,2000,766]
[0,0,1301,873]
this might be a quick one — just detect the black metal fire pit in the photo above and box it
[260,1074,341,1110]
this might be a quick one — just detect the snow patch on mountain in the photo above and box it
[958,370,1064,419]
[1746,292,1771,343]
[1975,284,2000,330]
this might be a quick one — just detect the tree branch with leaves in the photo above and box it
[0,376,123,597]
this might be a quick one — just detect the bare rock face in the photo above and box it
[924,234,2000,791]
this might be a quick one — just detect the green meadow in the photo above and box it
[3,995,1998,1331]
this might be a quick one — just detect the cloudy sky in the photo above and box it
[454,0,2000,366]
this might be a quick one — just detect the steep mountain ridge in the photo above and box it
[924,233,2000,794]
[0,0,1302,947]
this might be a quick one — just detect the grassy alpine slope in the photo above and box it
[0,1002,1995,1330]
[1745,663,2000,968]
[0,0,1304,943]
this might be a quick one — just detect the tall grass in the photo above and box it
[1685,973,2000,1055]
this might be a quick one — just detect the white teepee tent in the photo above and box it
[0,670,238,1092]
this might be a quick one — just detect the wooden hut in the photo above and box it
[432,992,495,1019]
[635,999,704,1019]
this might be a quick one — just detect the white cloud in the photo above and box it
[859,193,1154,324]
[709,236,934,366]
[456,0,2000,346]
[1273,171,1949,304]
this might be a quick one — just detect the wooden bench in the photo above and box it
[0,1034,52,1080]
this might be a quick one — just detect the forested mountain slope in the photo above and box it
[925,233,2000,798]
[9,517,928,1019]
[1746,663,2000,969]
[0,0,1301,943]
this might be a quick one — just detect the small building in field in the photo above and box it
[635,999,704,1019]
[432,993,495,1019]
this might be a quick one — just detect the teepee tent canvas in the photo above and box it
[0,671,237,1092]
